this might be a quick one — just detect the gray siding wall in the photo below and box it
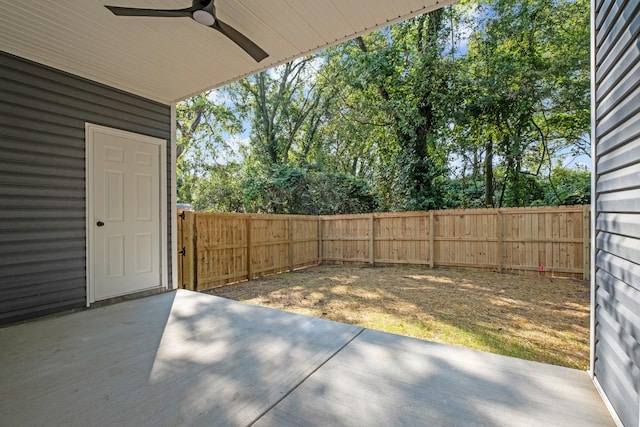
[593,0,640,426]
[0,51,172,324]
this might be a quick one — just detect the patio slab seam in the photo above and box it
[249,327,366,426]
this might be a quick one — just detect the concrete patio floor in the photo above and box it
[0,289,613,426]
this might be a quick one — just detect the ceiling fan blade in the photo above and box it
[105,5,196,18]
[212,19,268,62]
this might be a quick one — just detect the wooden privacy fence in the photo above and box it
[320,205,590,279]
[178,205,590,290]
[177,211,320,290]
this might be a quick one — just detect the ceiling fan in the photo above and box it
[105,0,268,62]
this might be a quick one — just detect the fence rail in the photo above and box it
[177,205,590,290]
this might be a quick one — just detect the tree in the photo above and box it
[318,10,454,210]
[176,92,242,205]
[451,0,590,207]
[226,58,333,166]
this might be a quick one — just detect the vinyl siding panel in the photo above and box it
[596,233,640,267]
[598,136,640,173]
[594,1,640,77]
[593,1,640,426]
[597,188,640,213]
[596,83,640,138]
[597,269,640,322]
[594,340,638,427]
[596,212,640,238]
[0,51,172,324]
[596,162,640,193]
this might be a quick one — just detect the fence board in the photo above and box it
[249,216,289,279]
[374,213,429,265]
[178,206,590,288]
[291,216,320,267]
[195,213,248,289]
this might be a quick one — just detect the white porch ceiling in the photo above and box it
[0,0,455,104]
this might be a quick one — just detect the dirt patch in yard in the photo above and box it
[205,265,590,370]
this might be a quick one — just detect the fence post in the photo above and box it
[289,217,294,272]
[369,214,375,265]
[181,210,196,290]
[177,210,183,289]
[246,216,253,281]
[317,217,323,263]
[583,205,590,281]
[429,211,435,268]
[497,210,503,273]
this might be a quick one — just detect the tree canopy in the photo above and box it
[177,0,590,214]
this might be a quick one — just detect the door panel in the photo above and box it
[105,170,124,221]
[91,129,161,301]
[106,235,125,277]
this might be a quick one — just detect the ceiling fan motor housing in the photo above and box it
[192,0,215,26]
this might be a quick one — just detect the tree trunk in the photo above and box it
[484,136,494,208]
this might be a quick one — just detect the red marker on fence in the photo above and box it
[539,264,545,272]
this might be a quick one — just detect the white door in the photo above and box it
[88,125,163,301]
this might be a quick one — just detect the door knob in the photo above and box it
[96,221,105,227]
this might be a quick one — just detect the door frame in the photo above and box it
[85,123,168,305]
